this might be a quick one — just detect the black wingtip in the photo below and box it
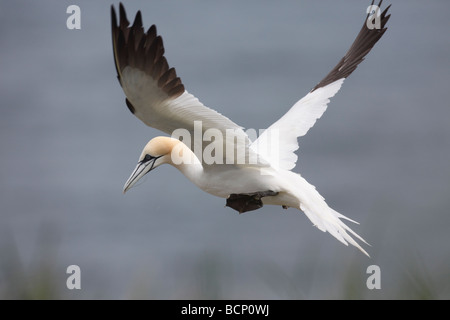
[125,98,136,114]
[111,5,117,28]
[382,4,392,20]
[310,2,391,92]
[112,3,185,99]
[147,24,157,38]
[119,2,129,28]
[132,10,143,28]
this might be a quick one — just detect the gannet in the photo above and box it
[111,1,391,256]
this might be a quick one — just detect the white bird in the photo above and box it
[111,1,391,256]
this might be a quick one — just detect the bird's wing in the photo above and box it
[252,1,391,170]
[112,4,264,167]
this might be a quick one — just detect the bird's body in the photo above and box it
[111,1,391,256]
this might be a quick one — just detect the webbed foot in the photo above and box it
[226,190,278,213]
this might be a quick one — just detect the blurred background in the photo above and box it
[0,0,449,299]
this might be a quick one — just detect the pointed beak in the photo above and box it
[123,159,156,194]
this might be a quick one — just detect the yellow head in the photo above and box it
[123,136,180,193]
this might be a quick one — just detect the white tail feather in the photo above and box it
[289,172,369,257]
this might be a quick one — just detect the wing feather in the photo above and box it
[252,1,391,170]
[111,4,263,166]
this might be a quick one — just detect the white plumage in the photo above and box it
[252,79,345,170]
[112,2,391,256]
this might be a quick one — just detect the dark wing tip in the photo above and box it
[147,24,157,37]
[111,5,122,85]
[311,2,391,92]
[132,10,143,29]
[111,5,117,28]
[125,98,136,114]
[119,3,129,28]
[111,4,185,99]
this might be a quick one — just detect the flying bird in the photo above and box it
[111,1,391,256]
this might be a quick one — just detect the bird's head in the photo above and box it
[123,136,180,193]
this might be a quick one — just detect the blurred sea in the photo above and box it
[0,0,449,299]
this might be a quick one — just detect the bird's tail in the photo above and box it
[288,172,370,256]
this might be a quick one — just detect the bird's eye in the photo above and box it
[142,154,153,163]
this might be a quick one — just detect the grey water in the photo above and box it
[0,0,449,299]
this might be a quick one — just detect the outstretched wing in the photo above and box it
[252,1,391,170]
[111,4,261,166]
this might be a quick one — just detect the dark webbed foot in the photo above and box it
[226,190,278,214]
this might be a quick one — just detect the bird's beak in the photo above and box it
[123,158,157,193]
